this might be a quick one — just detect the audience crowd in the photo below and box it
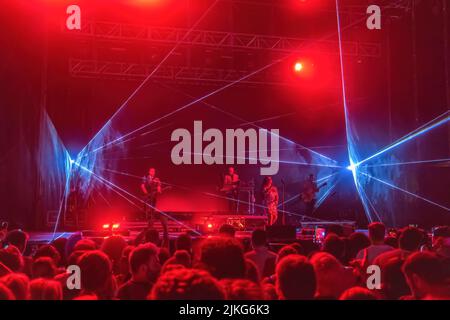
[0,221,449,300]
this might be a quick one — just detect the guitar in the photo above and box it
[300,182,327,203]
[142,186,172,201]
[219,180,240,193]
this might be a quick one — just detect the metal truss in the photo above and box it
[342,0,413,19]
[229,0,411,10]
[69,58,318,86]
[69,20,381,58]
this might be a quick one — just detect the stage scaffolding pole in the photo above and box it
[386,17,393,143]
[410,0,421,161]
[443,0,450,154]
[36,6,50,230]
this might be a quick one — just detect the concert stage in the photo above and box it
[34,211,358,248]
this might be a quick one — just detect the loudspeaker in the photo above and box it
[266,225,297,241]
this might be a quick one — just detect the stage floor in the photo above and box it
[28,231,76,243]
[27,229,256,244]
[28,219,363,245]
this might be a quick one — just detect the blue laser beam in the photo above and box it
[238,113,297,126]
[95,166,142,179]
[100,156,155,162]
[365,158,450,168]
[169,152,343,168]
[156,82,339,165]
[97,177,200,235]
[72,162,202,235]
[335,0,351,143]
[278,172,342,211]
[353,173,375,223]
[50,151,73,242]
[82,13,375,164]
[277,194,299,208]
[96,144,344,162]
[93,167,340,214]
[90,122,176,154]
[164,183,327,222]
[381,111,450,153]
[313,177,342,213]
[79,0,220,157]
[93,165,337,216]
[357,180,383,222]
[92,174,141,208]
[94,142,343,169]
[99,140,346,161]
[359,171,450,212]
[316,172,341,183]
[335,0,374,224]
[82,58,288,156]
[97,117,342,167]
[334,0,358,174]
[291,171,342,210]
[53,232,67,242]
[95,188,112,207]
[356,112,449,167]
[276,171,343,209]
[121,157,340,169]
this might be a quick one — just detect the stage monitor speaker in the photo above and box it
[266,225,297,241]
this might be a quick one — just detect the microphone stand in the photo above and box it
[281,179,286,225]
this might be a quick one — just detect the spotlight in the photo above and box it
[346,161,358,186]
[102,223,121,230]
[198,220,215,234]
[132,0,163,5]
[83,222,129,238]
[294,62,303,72]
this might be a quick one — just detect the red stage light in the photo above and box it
[291,0,327,14]
[103,223,120,230]
[294,62,303,73]
[132,0,163,5]
[207,223,213,229]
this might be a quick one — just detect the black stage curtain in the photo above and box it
[0,1,46,229]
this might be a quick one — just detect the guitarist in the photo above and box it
[220,166,240,213]
[141,167,167,233]
[301,174,326,216]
